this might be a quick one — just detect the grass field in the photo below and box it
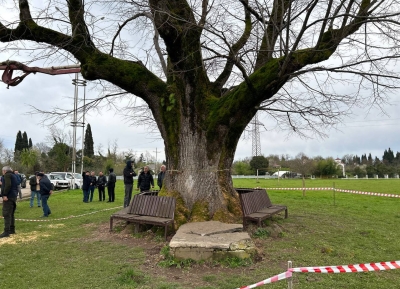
[1,179,400,288]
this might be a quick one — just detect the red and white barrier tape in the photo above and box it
[292,261,400,273]
[238,271,292,289]
[264,187,400,198]
[237,261,400,289]
[0,206,123,222]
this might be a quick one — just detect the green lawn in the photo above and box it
[1,179,400,288]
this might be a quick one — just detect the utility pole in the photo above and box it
[252,112,261,157]
[153,148,159,172]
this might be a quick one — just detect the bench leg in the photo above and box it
[285,209,288,219]
[134,223,140,234]
[110,217,113,232]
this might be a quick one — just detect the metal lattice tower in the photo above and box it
[251,112,261,156]
[71,73,87,178]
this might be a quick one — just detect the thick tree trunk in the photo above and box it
[162,113,242,226]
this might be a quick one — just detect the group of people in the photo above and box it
[1,167,53,238]
[122,162,167,207]
[80,162,167,208]
[81,171,110,203]
[0,162,168,238]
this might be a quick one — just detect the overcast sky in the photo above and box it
[0,70,399,163]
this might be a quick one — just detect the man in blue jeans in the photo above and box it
[37,173,53,217]
[14,170,22,199]
[29,172,41,208]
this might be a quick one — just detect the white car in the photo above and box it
[46,174,70,190]
[50,172,83,189]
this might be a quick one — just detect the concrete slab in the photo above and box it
[170,221,256,261]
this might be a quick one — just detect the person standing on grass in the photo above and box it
[123,160,137,207]
[97,171,107,201]
[107,168,117,202]
[37,173,53,218]
[29,171,41,208]
[0,166,18,238]
[82,171,91,203]
[157,165,166,189]
[89,171,97,202]
[137,166,154,193]
[14,170,22,200]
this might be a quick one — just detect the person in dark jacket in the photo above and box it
[107,168,117,202]
[37,172,53,218]
[157,165,166,189]
[14,170,22,199]
[82,171,91,203]
[97,171,107,201]
[123,160,137,207]
[29,172,41,208]
[137,166,154,192]
[1,166,18,237]
[88,171,97,202]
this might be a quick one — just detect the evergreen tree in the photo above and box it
[83,124,94,158]
[368,153,373,164]
[28,138,33,149]
[383,147,395,163]
[395,152,400,163]
[361,154,367,164]
[22,131,29,150]
[14,131,23,152]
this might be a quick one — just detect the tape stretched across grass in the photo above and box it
[237,261,400,289]
[263,187,400,198]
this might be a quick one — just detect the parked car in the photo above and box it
[50,172,83,189]
[47,174,70,190]
[20,173,27,188]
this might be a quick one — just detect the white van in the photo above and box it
[50,172,83,189]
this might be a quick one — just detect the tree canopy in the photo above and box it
[2,0,400,223]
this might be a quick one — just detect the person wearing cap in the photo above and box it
[29,172,41,208]
[107,168,117,202]
[123,160,137,207]
[37,173,53,217]
[1,166,18,237]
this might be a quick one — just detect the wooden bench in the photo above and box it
[110,194,176,240]
[236,188,288,228]
[139,190,159,196]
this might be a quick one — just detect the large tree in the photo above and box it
[1,1,400,222]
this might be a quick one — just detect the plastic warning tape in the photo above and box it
[334,189,400,198]
[264,187,400,198]
[238,271,292,289]
[292,261,400,273]
[237,261,400,289]
[0,206,123,222]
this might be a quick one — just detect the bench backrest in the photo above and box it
[129,194,176,219]
[236,188,272,215]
